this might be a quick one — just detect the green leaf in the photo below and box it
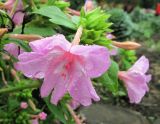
[44,97,67,124]
[97,60,119,95]
[13,23,56,37]
[8,97,19,111]
[34,6,76,30]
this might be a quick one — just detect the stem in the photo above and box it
[28,99,37,111]
[66,8,80,16]
[30,0,37,10]
[0,81,40,94]
[66,104,82,124]
[72,26,83,45]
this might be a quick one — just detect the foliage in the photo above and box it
[130,7,160,41]
[79,8,112,46]
[107,8,135,41]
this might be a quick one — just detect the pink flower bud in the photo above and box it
[84,0,94,12]
[20,102,28,109]
[38,112,47,120]
[112,41,141,50]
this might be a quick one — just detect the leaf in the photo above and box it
[44,97,67,124]
[13,23,56,37]
[97,60,119,95]
[8,97,19,111]
[34,6,76,30]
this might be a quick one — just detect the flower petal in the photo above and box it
[41,53,69,104]
[129,56,149,73]
[122,72,149,103]
[12,11,25,25]
[4,43,23,57]
[16,52,49,78]
[40,60,66,98]
[31,119,39,124]
[29,34,71,53]
[71,45,111,78]
[69,74,100,106]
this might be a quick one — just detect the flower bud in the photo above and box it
[8,34,43,41]
[106,33,116,40]
[112,41,141,50]
[20,102,28,109]
[38,112,47,120]
[0,28,8,37]
[84,0,94,12]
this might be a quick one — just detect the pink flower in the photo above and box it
[16,34,111,106]
[4,0,24,25]
[4,43,24,58]
[84,0,94,12]
[20,102,28,109]
[118,56,151,103]
[38,112,47,120]
[106,33,115,40]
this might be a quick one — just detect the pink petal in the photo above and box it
[5,0,24,25]
[31,119,39,124]
[29,35,71,53]
[69,74,100,106]
[40,60,66,98]
[121,71,149,103]
[16,52,49,78]
[50,77,68,105]
[12,11,25,25]
[41,53,68,103]
[129,56,149,73]
[146,74,152,83]
[71,45,111,78]
[4,43,19,57]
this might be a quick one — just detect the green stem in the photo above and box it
[30,0,37,10]
[0,81,41,94]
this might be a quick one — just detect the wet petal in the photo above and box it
[122,72,149,103]
[29,34,71,53]
[4,43,20,57]
[69,74,100,106]
[16,52,49,78]
[71,45,111,78]
[12,11,25,25]
[129,56,149,73]
[41,53,68,104]
[41,60,66,98]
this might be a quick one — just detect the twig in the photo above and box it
[66,104,82,124]
[0,67,8,86]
